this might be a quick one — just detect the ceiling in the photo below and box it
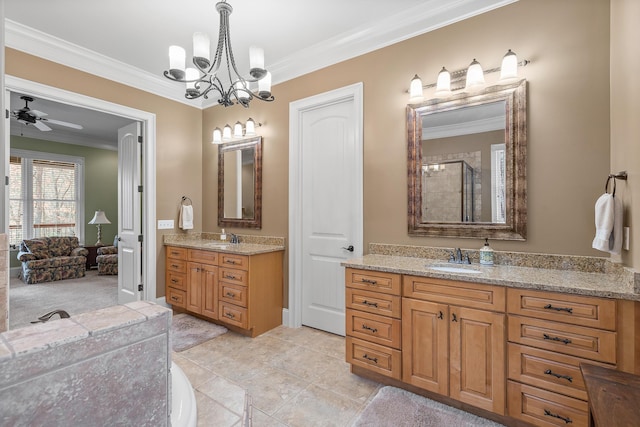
[4,0,516,149]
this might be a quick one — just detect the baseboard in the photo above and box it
[10,267,21,278]
[155,297,169,308]
[282,308,289,327]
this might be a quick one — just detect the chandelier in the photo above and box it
[164,0,274,108]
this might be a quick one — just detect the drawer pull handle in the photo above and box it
[361,278,377,285]
[362,324,378,333]
[543,409,572,424]
[171,296,179,301]
[544,304,573,314]
[544,369,573,383]
[543,333,572,345]
[362,354,378,364]
[451,313,458,322]
[438,311,444,320]
[362,300,379,308]
[225,260,237,264]
[225,275,237,280]
[226,292,236,298]
[225,312,235,319]
[171,279,178,283]
[172,264,179,268]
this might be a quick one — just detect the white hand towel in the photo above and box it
[609,196,623,255]
[592,193,614,252]
[179,205,194,230]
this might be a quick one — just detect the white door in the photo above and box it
[290,83,363,336]
[117,122,142,304]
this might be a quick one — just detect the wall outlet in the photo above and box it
[624,227,630,251]
[158,219,174,230]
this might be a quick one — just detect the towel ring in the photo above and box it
[605,176,617,197]
[181,196,192,206]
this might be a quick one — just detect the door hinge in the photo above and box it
[138,135,143,143]
[138,235,144,242]
[5,109,9,119]
[138,284,143,292]
[5,176,8,186]
[138,185,143,193]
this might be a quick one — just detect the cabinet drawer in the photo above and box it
[403,275,505,312]
[166,272,187,291]
[346,268,401,295]
[219,282,247,308]
[508,343,614,401]
[167,246,187,260]
[346,337,401,380]
[218,267,248,286]
[346,309,401,349]
[188,249,218,265]
[166,288,186,308]
[166,259,187,274]
[507,381,588,427]
[346,288,401,318]
[219,253,249,270]
[219,301,248,329]
[507,289,616,331]
[508,316,616,363]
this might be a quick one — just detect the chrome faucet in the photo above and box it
[230,234,240,244]
[31,309,70,324]
[449,248,471,264]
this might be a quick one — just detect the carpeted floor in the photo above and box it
[353,386,506,427]
[171,313,228,352]
[9,270,118,330]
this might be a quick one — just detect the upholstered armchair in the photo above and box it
[17,236,88,284]
[96,246,118,275]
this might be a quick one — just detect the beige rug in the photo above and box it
[353,386,506,426]
[171,313,228,352]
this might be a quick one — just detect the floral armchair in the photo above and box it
[96,246,118,275]
[17,237,88,284]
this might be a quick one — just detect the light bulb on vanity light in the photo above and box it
[409,74,424,103]
[464,59,485,92]
[245,118,256,136]
[233,121,244,138]
[212,127,222,144]
[499,49,519,82]
[222,124,232,141]
[434,67,452,97]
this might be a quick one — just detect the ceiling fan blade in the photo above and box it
[33,121,52,131]
[30,109,48,118]
[43,119,83,130]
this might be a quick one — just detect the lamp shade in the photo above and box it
[258,72,272,98]
[212,127,222,144]
[409,74,423,103]
[168,45,186,79]
[499,49,519,81]
[223,124,232,140]
[193,32,211,67]
[434,67,452,97]
[88,210,111,225]
[234,121,244,138]
[465,59,485,91]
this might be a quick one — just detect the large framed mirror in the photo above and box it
[407,79,527,240]
[218,136,262,229]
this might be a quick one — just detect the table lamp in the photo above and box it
[88,210,111,246]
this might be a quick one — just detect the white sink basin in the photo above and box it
[428,265,482,274]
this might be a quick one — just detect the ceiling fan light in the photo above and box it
[465,59,485,91]
[193,32,211,69]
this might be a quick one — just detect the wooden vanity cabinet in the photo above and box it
[402,276,506,415]
[165,245,283,337]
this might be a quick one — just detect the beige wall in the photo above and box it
[204,0,612,259]
[610,0,640,268]
[5,48,203,297]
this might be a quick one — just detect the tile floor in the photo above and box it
[172,325,382,426]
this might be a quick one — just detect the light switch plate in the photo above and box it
[158,219,174,230]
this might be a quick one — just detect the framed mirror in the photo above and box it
[218,136,262,229]
[407,79,527,240]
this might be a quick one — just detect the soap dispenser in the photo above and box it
[479,238,494,266]
[220,229,227,241]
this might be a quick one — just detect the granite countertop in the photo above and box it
[164,238,285,256]
[342,254,640,302]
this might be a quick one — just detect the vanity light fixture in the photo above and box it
[409,49,529,101]
[212,118,262,144]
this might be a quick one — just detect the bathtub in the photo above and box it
[171,362,197,427]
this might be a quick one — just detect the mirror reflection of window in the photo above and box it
[491,143,506,223]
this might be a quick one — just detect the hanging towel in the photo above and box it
[179,205,194,230]
[610,196,623,255]
[592,193,614,252]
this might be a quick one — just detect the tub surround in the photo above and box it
[163,232,285,255]
[0,302,172,425]
[344,243,639,301]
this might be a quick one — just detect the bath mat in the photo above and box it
[352,386,505,427]
[171,313,228,352]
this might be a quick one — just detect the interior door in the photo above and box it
[297,89,363,336]
[117,122,141,304]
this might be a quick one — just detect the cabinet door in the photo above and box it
[186,262,203,314]
[202,264,218,319]
[402,298,449,394]
[449,306,505,415]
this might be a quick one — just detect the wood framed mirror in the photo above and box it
[218,136,262,229]
[407,79,527,240]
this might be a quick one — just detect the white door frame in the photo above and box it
[288,82,363,328]
[3,76,157,301]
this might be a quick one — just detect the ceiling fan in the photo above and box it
[11,96,83,132]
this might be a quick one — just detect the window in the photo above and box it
[9,149,84,248]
